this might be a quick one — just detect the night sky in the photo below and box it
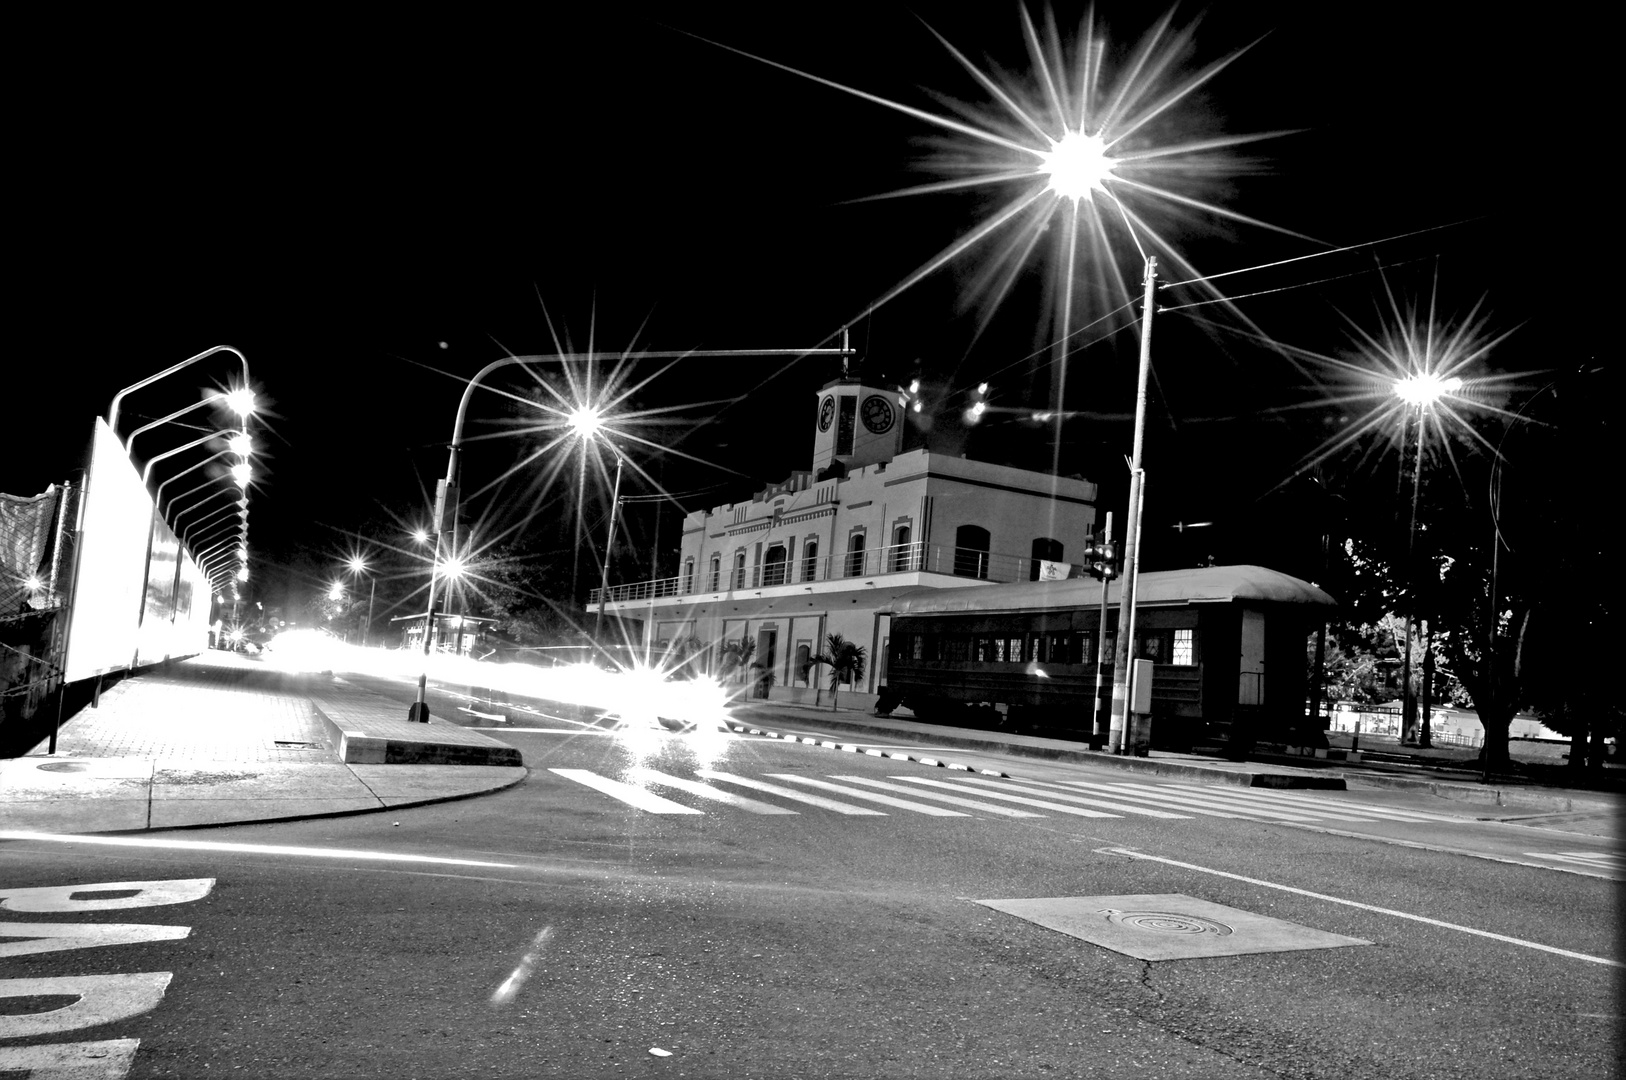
[10,3,1602,607]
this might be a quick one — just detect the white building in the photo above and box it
[590,374,1099,708]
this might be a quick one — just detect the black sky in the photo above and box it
[10,2,1603,596]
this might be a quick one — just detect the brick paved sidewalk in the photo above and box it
[37,650,337,764]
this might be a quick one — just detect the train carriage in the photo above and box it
[878,565,1335,753]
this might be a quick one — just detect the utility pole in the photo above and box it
[1108,257,1157,754]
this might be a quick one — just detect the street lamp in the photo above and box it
[1393,372,1462,749]
[408,341,854,722]
[344,555,377,647]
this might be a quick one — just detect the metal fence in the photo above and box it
[590,541,1047,605]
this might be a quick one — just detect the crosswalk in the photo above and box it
[547,767,1473,826]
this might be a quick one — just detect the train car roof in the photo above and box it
[882,565,1336,617]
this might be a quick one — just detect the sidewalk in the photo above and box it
[733,701,1623,815]
[0,651,526,835]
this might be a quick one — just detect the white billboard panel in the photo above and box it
[63,419,154,683]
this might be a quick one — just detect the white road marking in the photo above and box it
[631,769,799,814]
[695,770,885,815]
[766,775,968,816]
[1047,781,1259,820]
[0,923,190,959]
[548,769,703,814]
[1149,780,1457,822]
[1100,846,1624,968]
[0,1039,140,1079]
[885,776,1122,818]
[0,833,516,867]
[1524,851,1624,870]
[955,776,1192,819]
[0,878,214,912]
[0,973,174,1038]
[827,776,1045,817]
[1067,781,1340,822]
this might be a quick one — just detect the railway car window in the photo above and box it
[1008,636,1025,662]
[1173,629,1196,666]
[993,638,1006,662]
[911,635,923,660]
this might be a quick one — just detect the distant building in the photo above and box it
[590,374,1099,709]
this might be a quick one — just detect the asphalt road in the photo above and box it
[3,683,1620,1079]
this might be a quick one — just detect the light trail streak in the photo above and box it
[0,832,519,868]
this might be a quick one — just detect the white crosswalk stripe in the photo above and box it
[1105,781,1386,822]
[1148,781,1466,822]
[630,768,800,814]
[549,765,1490,827]
[765,775,969,816]
[950,776,1193,818]
[548,768,703,814]
[695,770,885,815]
[1059,780,1345,822]
[827,776,1045,817]
[883,776,1122,818]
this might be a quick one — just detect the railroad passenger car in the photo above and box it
[878,565,1335,752]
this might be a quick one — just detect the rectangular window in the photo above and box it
[993,638,1006,663]
[911,635,923,660]
[1173,628,1196,666]
[1008,636,1024,662]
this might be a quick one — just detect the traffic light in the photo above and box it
[1085,536,1118,580]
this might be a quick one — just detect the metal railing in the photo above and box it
[590,541,1045,604]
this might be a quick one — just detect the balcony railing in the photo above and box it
[589,541,1046,605]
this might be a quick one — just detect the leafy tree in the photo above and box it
[804,633,867,710]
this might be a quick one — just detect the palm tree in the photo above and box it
[804,633,866,710]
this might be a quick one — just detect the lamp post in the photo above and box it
[592,439,626,646]
[345,556,377,647]
[1393,372,1461,748]
[408,340,854,722]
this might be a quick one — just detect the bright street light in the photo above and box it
[231,462,252,487]
[228,432,253,457]
[1394,373,1464,408]
[1039,130,1117,200]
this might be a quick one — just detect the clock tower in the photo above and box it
[811,376,904,477]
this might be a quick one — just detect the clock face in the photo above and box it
[818,395,836,432]
[861,394,895,435]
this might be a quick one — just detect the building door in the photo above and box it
[756,628,777,698]
[1238,608,1266,705]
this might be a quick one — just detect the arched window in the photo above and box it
[1030,537,1064,580]
[891,525,913,571]
[733,551,747,589]
[709,554,721,592]
[763,544,788,586]
[953,525,991,579]
[802,539,819,582]
[845,532,867,577]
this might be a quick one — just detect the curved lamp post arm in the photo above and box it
[167,481,237,531]
[125,394,229,454]
[179,501,241,547]
[141,431,230,487]
[155,449,237,517]
[108,345,250,438]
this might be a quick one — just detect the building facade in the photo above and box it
[589,374,1099,708]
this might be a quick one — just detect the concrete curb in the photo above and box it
[309,698,523,767]
[1337,772,1613,814]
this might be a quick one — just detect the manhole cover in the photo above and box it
[977,893,1370,961]
[35,761,91,773]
